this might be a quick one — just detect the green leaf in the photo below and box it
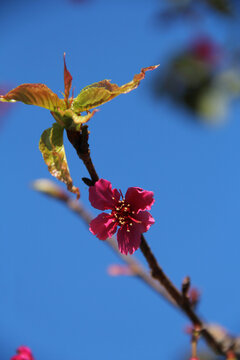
[0,84,65,112]
[71,65,159,112]
[39,123,80,199]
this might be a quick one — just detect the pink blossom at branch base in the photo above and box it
[107,264,135,276]
[11,346,34,360]
[89,179,155,255]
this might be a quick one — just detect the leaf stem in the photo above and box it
[66,126,99,184]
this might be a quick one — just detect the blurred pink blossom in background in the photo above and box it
[107,264,135,277]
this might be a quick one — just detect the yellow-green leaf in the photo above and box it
[39,123,80,199]
[0,84,65,112]
[71,65,159,112]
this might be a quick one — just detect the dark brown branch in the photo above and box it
[140,235,224,355]
[67,126,99,185]
[182,276,191,298]
[66,126,237,358]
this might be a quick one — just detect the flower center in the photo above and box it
[111,199,140,232]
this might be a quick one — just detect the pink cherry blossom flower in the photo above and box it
[11,346,34,360]
[89,179,155,255]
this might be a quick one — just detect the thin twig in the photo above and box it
[140,235,224,355]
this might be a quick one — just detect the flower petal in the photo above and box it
[17,347,33,356]
[125,187,154,213]
[89,178,120,210]
[117,225,142,255]
[11,355,31,360]
[89,213,117,240]
[131,211,155,233]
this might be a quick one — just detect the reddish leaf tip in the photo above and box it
[141,64,160,72]
[63,54,73,104]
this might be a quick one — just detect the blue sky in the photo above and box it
[1,1,240,359]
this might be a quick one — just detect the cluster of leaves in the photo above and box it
[152,0,240,123]
[0,55,158,197]
[157,0,238,20]
[153,37,240,122]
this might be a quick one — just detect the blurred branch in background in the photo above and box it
[32,178,175,306]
